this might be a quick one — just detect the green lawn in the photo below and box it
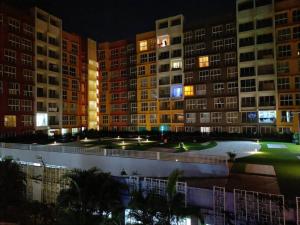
[233,141,300,198]
[173,141,217,152]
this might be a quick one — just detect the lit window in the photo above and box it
[4,115,16,127]
[171,59,182,70]
[184,86,194,96]
[157,35,170,48]
[198,56,209,68]
[139,40,148,51]
[171,85,182,98]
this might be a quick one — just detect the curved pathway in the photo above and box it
[183,141,261,158]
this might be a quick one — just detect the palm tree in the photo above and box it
[0,157,27,222]
[127,169,193,225]
[56,167,126,225]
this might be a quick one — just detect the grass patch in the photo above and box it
[234,141,300,198]
[174,141,217,152]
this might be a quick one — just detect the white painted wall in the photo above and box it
[0,147,228,177]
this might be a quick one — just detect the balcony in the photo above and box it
[48,107,59,112]
[49,93,59,99]
[37,106,47,112]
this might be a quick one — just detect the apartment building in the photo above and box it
[237,0,277,135]
[0,3,35,138]
[62,31,87,135]
[275,0,300,134]
[86,38,98,130]
[34,7,63,135]
[156,15,185,133]
[183,18,240,133]
[136,31,158,131]
[98,40,130,131]
[127,42,138,132]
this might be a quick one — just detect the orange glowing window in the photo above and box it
[199,56,209,68]
[184,86,194,96]
[139,40,148,51]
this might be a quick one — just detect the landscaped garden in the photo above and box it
[232,141,300,198]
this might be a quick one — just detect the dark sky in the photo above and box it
[6,0,235,42]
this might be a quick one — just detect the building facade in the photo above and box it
[136,31,158,132]
[275,0,300,133]
[34,7,63,135]
[183,18,240,133]
[0,3,35,138]
[156,15,185,133]
[62,31,87,135]
[236,0,278,135]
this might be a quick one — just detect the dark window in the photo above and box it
[240,67,255,77]
[241,97,256,107]
[159,21,168,29]
[238,1,253,11]
[171,36,182,45]
[257,33,273,44]
[257,49,273,59]
[171,19,181,26]
[239,37,254,47]
[255,0,272,7]
[256,18,273,29]
[240,52,255,62]
[239,22,254,32]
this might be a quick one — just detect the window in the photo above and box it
[139,115,146,124]
[211,112,222,123]
[149,102,157,111]
[240,67,255,77]
[227,67,237,78]
[278,78,290,90]
[278,45,291,57]
[185,113,196,124]
[226,23,235,33]
[257,33,273,44]
[241,79,256,92]
[137,66,145,75]
[21,39,32,51]
[150,114,157,123]
[295,77,300,89]
[8,17,20,32]
[4,66,16,79]
[200,113,210,123]
[140,54,147,63]
[149,52,156,62]
[275,12,288,25]
[23,69,33,81]
[239,36,254,47]
[227,82,238,94]
[213,83,224,94]
[171,59,182,70]
[214,98,225,109]
[195,28,206,40]
[184,86,194,96]
[185,58,195,70]
[240,52,255,62]
[141,78,147,88]
[198,56,209,68]
[280,111,293,123]
[8,34,20,48]
[210,54,220,66]
[70,55,77,65]
[293,9,300,22]
[157,35,170,48]
[293,26,300,39]
[8,99,20,111]
[139,40,147,51]
[24,85,33,97]
[257,49,273,59]
[194,43,206,54]
[21,54,32,66]
[184,31,193,43]
[296,94,300,105]
[4,115,16,127]
[277,61,289,73]
[212,25,222,36]
[210,69,221,80]
[150,77,157,87]
[242,112,257,123]
[0,81,2,94]
[226,97,238,109]
[22,100,32,111]
[280,94,293,106]
[212,40,223,50]
[239,22,254,32]
[195,84,206,96]
[241,97,256,107]
[199,70,209,81]
[277,28,291,41]
[256,18,272,29]
[185,99,207,110]
[224,38,235,49]
[224,52,236,65]
[226,112,239,123]
[238,0,253,11]
[22,115,33,126]
[8,82,20,95]
[141,90,148,100]
[141,102,148,112]
[259,96,275,106]
[4,49,16,63]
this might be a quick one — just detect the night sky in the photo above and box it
[5,0,235,42]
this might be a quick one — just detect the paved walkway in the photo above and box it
[183,141,261,159]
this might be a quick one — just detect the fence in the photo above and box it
[0,142,227,165]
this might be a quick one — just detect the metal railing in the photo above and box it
[0,142,227,165]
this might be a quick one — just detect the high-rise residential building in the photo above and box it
[136,31,158,132]
[86,38,99,130]
[34,7,63,135]
[275,0,300,134]
[156,15,185,133]
[236,0,277,135]
[62,31,87,135]
[183,18,240,133]
[98,40,130,131]
[0,3,35,138]
[127,42,138,132]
